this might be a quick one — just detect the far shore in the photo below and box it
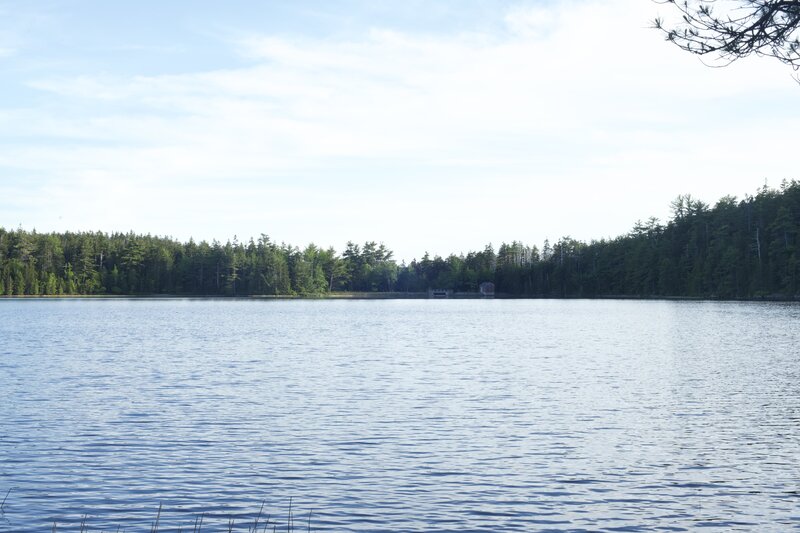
[0,293,798,302]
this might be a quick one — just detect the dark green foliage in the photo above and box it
[0,228,398,297]
[369,181,799,299]
[2,182,798,298]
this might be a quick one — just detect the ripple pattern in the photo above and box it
[1,299,799,531]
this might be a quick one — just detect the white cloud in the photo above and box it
[1,0,798,260]
[505,4,560,38]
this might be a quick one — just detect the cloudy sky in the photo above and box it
[1,0,798,261]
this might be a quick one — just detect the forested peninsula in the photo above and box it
[2,182,798,299]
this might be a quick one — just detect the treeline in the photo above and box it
[400,180,799,298]
[1,181,798,298]
[0,232,396,296]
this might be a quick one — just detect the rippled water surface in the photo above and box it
[1,299,799,531]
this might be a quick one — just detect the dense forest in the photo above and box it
[1,181,798,299]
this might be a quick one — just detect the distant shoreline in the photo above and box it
[3,183,799,301]
[1,293,797,302]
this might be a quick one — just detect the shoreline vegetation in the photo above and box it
[0,496,313,533]
[0,292,798,302]
[1,182,798,300]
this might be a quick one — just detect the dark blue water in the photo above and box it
[1,299,799,531]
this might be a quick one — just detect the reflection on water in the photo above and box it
[1,299,799,531]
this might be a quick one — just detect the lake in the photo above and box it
[1,299,799,531]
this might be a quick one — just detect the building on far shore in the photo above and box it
[479,282,495,298]
[428,288,453,299]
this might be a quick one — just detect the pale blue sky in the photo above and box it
[1,0,798,261]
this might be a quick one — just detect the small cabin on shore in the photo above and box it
[479,282,495,298]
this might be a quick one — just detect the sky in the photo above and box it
[1,0,798,262]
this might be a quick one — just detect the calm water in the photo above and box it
[1,299,799,532]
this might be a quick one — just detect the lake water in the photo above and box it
[1,299,799,531]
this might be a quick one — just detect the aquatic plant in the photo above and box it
[4,494,312,533]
